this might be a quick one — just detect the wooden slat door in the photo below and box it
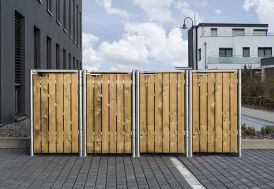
[140,73,185,154]
[33,73,79,154]
[86,73,132,154]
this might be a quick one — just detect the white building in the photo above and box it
[188,23,274,70]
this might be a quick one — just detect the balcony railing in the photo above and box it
[208,56,263,64]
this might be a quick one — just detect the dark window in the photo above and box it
[56,0,60,23]
[34,26,41,69]
[63,49,66,69]
[69,0,72,36]
[47,0,53,14]
[47,37,52,69]
[243,47,250,57]
[232,29,245,36]
[15,11,25,115]
[254,29,267,36]
[80,61,82,69]
[211,28,217,37]
[69,53,72,69]
[63,0,67,30]
[258,47,272,58]
[73,0,76,41]
[198,48,201,61]
[219,48,233,57]
[73,57,76,69]
[56,44,60,69]
[76,60,79,70]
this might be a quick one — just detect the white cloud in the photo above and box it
[243,0,274,32]
[82,33,101,71]
[214,9,222,15]
[98,0,128,19]
[133,0,173,23]
[200,0,208,7]
[174,1,203,24]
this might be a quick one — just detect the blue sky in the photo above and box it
[82,0,274,71]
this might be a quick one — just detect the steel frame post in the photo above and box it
[30,70,34,156]
[82,70,87,157]
[79,70,83,157]
[185,71,189,157]
[238,70,242,157]
[189,70,193,158]
[132,71,136,157]
[136,70,140,158]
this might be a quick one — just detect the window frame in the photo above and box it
[210,28,217,37]
[219,48,233,57]
[258,47,272,58]
[243,47,250,58]
[232,28,245,36]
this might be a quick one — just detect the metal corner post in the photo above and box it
[82,70,87,157]
[136,70,140,157]
[30,70,34,157]
[79,70,83,157]
[185,71,189,157]
[132,70,136,157]
[189,70,193,158]
[238,69,242,157]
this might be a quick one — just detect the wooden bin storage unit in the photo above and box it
[32,72,79,154]
[192,71,238,153]
[139,72,185,153]
[86,73,132,154]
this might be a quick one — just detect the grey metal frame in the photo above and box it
[132,71,136,157]
[30,70,34,156]
[79,71,83,157]
[185,71,189,157]
[238,70,242,157]
[83,70,87,157]
[188,71,193,157]
[135,71,140,157]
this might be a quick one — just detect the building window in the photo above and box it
[254,29,267,36]
[56,44,60,69]
[73,57,76,69]
[258,47,272,58]
[69,53,72,69]
[15,11,25,115]
[56,0,61,24]
[34,26,41,69]
[243,47,250,57]
[47,37,52,69]
[211,28,217,37]
[232,29,245,36]
[47,0,53,15]
[198,49,201,61]
[63,0,67,31]
[63,49,66,69]
[73,0,76,42]
[69,0,72,36]
[219,48,233,57]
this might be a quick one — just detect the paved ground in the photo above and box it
[178,150,274,189]
[0,150,191,189]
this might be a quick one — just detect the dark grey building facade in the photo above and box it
[0,0,82,124]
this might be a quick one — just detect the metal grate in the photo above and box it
[15,12,24,85]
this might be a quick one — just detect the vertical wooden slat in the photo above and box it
[56,74,64,153]
[63,74,72,153]
[192,73,200,153]
[230,73,238,153]
[215,73,223,152]
[140,74,147,153]
[109,74,117,153]
[147,75,155,153]
[200,74,208,152]
[33,75,41,153]
[124,74,132,153]
[117,74,125,153]
[71,73,79,153]
[155,74,163,153]
[177,73,185,153]
[41,75,49,153]
[162,73,170,153]
[48,74,56,153]
[223,73,230,152]
[169,73,178,153]
[94,75,102,153]
[87,75,94,153]
[207,73,215,152]
[102,74,109,153]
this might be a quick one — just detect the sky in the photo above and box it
[82,0,274,71]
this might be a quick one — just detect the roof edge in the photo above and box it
[197,23,269,28]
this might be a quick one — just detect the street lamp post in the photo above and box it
[181,17,197,70]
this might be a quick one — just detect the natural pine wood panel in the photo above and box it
[207,73,216,152]
[101,74,109,153]
[41,75,49,153]
[117,74,125,153]
[124,74,132,153]
[140,74,147,153]
[33,75,41,153]
[86,75,94,153]
[109,74,117,153]
[94,75,102,153]
[169,73,178,153]
[147,75,155,153]
[223,73,230,152]
[56,74,64,153]
[230,73,238,153]
[155,74,163,153]
[215,73,223,153]
[71,73,79,153]
[177,73,185,153]
[48,74,56,153]
[192,73,200,153]
[162,73,170,153]
[63,74,72,153]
